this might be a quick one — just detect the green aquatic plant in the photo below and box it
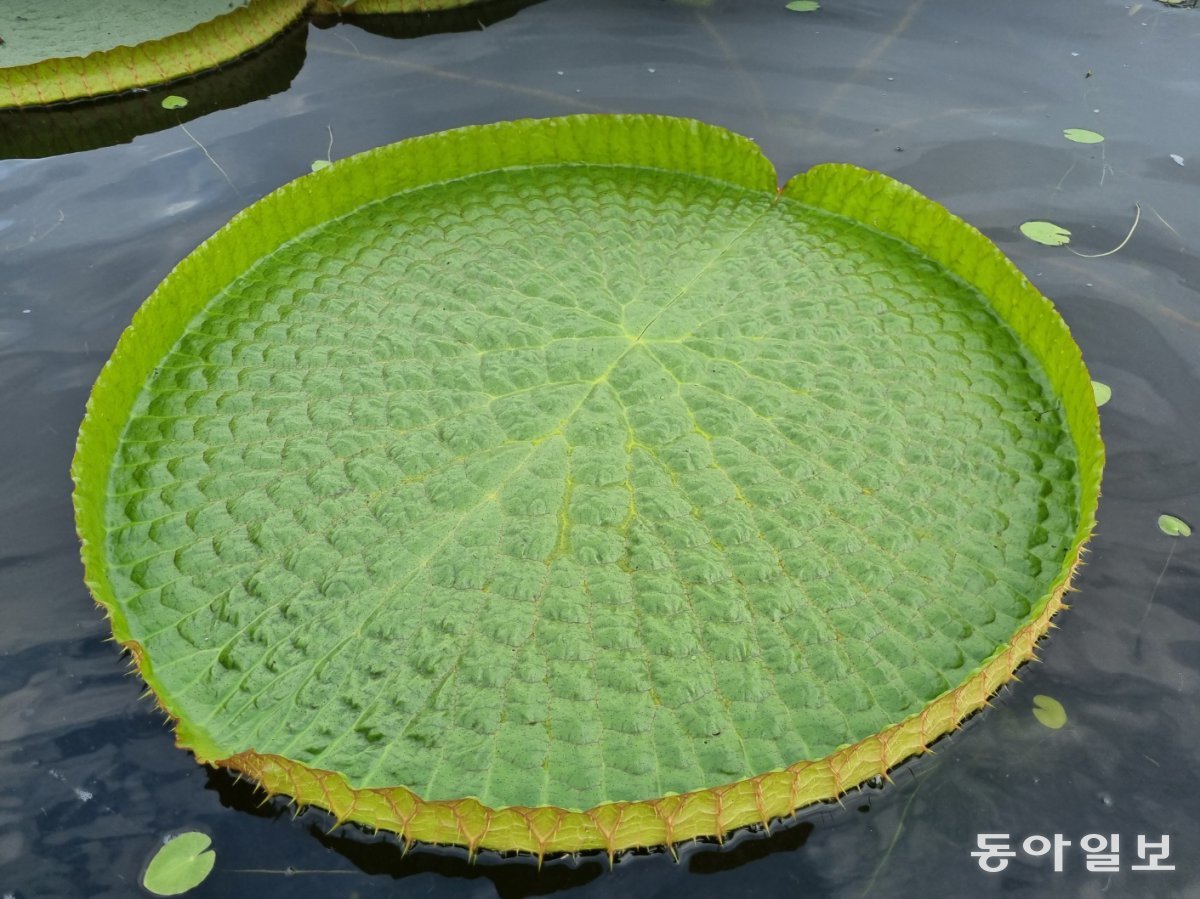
[1063,128,1104,145]
[0,0,507,108]
[1020,221,1072,247]
[142,832,216,896]
[1031,694,1067,730]
[73,114,1102,856]
[1136,513,1191,655]
[1158,515,1192,538]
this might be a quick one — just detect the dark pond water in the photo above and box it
[2,0,1199,896]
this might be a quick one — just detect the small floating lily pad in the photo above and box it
[1158,514,1192,538]
[786,1,821,10]
[1032,695,1067,730]
[1063,128,1104,144]
[1091,381,1111,407]
[1021,221,1072,246]
[142,832,216,897]
[310,159,332,172]
[73,114,1101,856]
[160,95,188,110]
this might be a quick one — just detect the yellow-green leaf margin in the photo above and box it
[0,0,496,109]
[72,114,1103,858]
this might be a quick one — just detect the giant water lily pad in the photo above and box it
[0,0,310,108]
[0,0,507,109]
[73,115,1102,856]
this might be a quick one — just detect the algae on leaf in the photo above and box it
[73,114,1102,856]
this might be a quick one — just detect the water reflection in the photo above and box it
[0,23,310,160]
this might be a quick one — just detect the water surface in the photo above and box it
[2,1,1198,896]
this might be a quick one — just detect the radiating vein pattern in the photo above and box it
[104,166,1078,810]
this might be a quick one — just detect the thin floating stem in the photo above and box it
[1069,204,1141,258]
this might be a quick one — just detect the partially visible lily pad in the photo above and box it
[1091,381,1111,407]
[1021,221,1072,246]
[0,0,530,109]
[142,832,216,897]
[0,22,308,160]
[0,1,311,108]
[0,1,251,68]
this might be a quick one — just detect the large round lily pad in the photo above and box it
[73,114,1102,856]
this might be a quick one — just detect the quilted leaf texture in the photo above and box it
[73,115,1103,856]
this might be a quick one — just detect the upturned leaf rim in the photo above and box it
[0,0,496,109]
[72,114,1103,856]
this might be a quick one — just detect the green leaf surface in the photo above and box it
[0,0,310,108]
[1063,128,1104,144]
[1091,380,1111,406]
[0,1,247,68]
[73,114,1102,854]
[1031,694,1067,729]
[786,1,821,11]
[142,832,215,896]
[0,0,502,108]
[1158,514,1192,537]
[160,95,188,110]
[1020,221,1072,246]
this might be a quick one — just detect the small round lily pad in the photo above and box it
[73,114,1102,856]
[1032,695,1067,730]
[1158,514,1192,538]
[1063,128,1104,144]
[142,832,216,896]
[1021,221,1072,246]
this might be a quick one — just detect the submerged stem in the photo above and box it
[1134,540,1175,658]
